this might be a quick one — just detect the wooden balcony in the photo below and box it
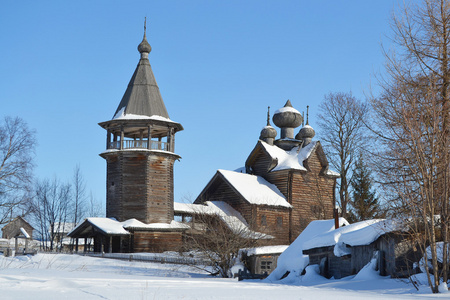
[108,140,169,151]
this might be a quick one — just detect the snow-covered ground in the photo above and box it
[0,253,448,299]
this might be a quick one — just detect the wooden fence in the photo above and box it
[82,252,212,266]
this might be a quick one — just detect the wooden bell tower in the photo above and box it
[99,22,183,224]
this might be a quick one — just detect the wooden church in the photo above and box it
[182,102,340,245]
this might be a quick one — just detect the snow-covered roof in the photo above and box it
[266,218,349,281]
[218,169,292,208]
[121,219,189,230]
[174,202,202,214]
[113,107,176,123]
[85,218,130,235]
[274,106,301,114]
[174,201,272,239]
[20,227,30,239]
[245,245,289,256]
[302,219,404,257]
[69,217,191,237]
[259,141,339,176]
[208,201,273,239]
[261,141,315,172]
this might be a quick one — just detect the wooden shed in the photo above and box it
[69,217,189,253]
[68,218,131,253]
[2,216,33,240]
[1,216,34,255]
[242,245,289,275]
[302,219,420,279]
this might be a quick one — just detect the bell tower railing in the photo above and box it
[108,140,169,151]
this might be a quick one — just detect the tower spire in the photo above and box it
[267,106,271,126]
[138,17,152,57]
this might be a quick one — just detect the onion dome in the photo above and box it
[296,105,315,146]
[260,126,277,139]
[138,34,152,54]
[272,100,303,129]
[296,124,315,140]
[260,106,277,140]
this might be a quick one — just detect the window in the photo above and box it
[261,215,267,226]
[277,216,283,228]
[261,260,273,271]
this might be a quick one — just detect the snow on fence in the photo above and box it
[83,252,212,266]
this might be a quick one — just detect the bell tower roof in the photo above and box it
[112,19,170,120]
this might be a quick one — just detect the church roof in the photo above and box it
[112,32,169,120]
[245,140,340,177]
[174,201,273,239]
[195,169,292,208]
[218,170,291,208]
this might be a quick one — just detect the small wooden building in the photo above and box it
[68,217,189,253]
[1,216,34,254]
[2,216,33,240]
[242,245,289,275]
[302,219,419,279]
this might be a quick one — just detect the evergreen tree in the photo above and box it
[349,153,379,222]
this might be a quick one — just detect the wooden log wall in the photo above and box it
[253,206,290,245]
[132,231,183,253]
[205,181,254,224]
[146,154,175,223]
[2,218,34,239]
[106,155,122,221]
[289,151,336,242]
[106,151,176,224]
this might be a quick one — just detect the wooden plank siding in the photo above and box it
[289,151,335,242]
[106,155,122,221]
[254,206,290,245]
[2,217,34,239]
[132,231,183,253]
[105,151,177,224]
[201,179,254,224]
[249,150,273,176]
[263,170,290,198]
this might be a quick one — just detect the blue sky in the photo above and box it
[1,1,399,210]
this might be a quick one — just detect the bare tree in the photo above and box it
[0,116,36,224]
[317,92,369,218]
[371,0,450,292]
[32,178,71,251]
[183,209,263,278]
[87,191,104,218]
[72,165,86,225]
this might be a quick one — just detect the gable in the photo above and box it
[194,170,291,208]
[245,141,277,175]
[303,142,340,178]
